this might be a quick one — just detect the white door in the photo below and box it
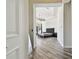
[6,0,29,59]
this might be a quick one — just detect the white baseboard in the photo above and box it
[57,39,64,48]
[64,45,72,48]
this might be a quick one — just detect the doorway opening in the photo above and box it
[33,3,64,48]
[31,3,72,59]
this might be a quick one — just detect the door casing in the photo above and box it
[33,3,64,48]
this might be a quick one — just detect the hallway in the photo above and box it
[30,36,72,59]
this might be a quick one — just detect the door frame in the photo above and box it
[33,3,64,48]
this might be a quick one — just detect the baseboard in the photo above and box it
[64,45,72,48]
[28,47,36,56]
[57,39,64,48]
[27,51,33,59]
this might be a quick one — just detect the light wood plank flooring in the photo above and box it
[30,36,72,59]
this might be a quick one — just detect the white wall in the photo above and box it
[46,18,57,32]
[36,7,58,32]
[64,2,72,48]
[57,6,64,47]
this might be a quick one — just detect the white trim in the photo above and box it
[64,45,72,48]
[6,47,19,55]
[28,34,32,55]
[63,3,64,48]
[63,0,70,3]
[34,3,63,7]
[33,3,64,49]
[59,40,64,48]
[6,34,19,39]
[33,4,37,49]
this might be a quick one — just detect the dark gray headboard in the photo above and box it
[46,28,54,33]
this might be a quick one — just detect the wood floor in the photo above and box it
[29,36,72,59]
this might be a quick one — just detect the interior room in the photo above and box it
[36,7,58,38]
[6,0,72,59]
[31,3,72,59]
